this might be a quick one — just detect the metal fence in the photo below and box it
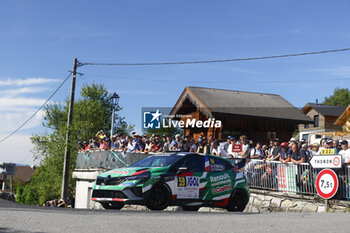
[241,159,350,200]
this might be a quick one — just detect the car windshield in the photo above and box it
[130,155,182,168]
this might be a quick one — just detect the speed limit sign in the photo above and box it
[315,169,339,199]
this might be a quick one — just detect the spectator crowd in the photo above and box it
[79,130,350,166]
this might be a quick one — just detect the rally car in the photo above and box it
[91,153,249,211]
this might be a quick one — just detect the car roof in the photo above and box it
[152,152,232,162]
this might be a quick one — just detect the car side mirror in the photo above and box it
[176,167,188,175]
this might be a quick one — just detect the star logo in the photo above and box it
[143,109,163,129]
[150,109,162,122]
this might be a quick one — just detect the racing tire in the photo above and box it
[101,202,125,210]
[182,206,200,211]
[226,189,248,212]
[145,183,171,211]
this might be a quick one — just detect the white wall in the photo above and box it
[73,170,105,209]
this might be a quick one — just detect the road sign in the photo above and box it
[315,169,339,199]
[309,155,342,169]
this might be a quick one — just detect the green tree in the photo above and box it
[18,83,132,205]
[323,88,350,106]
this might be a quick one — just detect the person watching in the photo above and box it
[290,143,306,165]
[268,138,281,161]
[339,140,350,164]
[250,142,265,159]
[211,141,228,157]
[279,142,290,164]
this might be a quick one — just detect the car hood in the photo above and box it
[98,166,169,178]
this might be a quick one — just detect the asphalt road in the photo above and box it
[1,199,350,233]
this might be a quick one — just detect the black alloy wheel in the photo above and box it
[145,183,171,210]
[226,189,249,212]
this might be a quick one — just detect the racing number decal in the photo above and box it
[178,176,186,187]
[177,176,200,199]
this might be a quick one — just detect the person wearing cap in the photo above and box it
[126,136,138,152]
[317,138,328,154]
[267,138,281,161]
[227,137,240,158]
[171,134,182,151]
[288,138,297,149]
[197,136,209,154]
[339,140,350,164]
[279,142,291,164]
[324,138,338,154]
[182,135,191,152]
[223,136,232,153]
[101,137,110,150]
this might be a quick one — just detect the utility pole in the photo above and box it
[61,58,78,200]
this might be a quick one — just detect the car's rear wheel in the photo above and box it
[145,183,171,210]
[182,206,200,211]
[101,202,125,210]
[226,189,248,212]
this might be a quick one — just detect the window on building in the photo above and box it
[314,115,319,127]
[304,123,309,129]
[302,134,309,143]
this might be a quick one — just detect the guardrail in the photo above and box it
[241,159,350,200]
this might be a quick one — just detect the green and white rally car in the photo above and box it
[91,153,249,211]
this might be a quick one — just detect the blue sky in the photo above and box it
[1,0,350,164]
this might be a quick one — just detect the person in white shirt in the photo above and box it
[339,140,350,164]
[227,137,239,158]
[211,141,228,158]
[250,142,265,159]
[239,135,250,158]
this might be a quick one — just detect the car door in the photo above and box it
[206,157,234,203]
[173,155,206,200]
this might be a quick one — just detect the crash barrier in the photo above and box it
[235,158,350,200]
[76,150,150,169]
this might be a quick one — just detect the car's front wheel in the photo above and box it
[145,183,171,210]
[101,202,125,210]
[226,189,248,212]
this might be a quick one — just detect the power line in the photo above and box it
[84,73,350,84]
[0,73,72,144]
[79,48,350,66]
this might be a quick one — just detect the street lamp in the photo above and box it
[110,92,120,136]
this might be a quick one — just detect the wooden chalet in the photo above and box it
[170,86,313,143]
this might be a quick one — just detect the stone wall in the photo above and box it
[245,189,350,213]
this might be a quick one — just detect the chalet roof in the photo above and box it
[171,86,313,123]
[334,104,350,126]
[302,103,346,117]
